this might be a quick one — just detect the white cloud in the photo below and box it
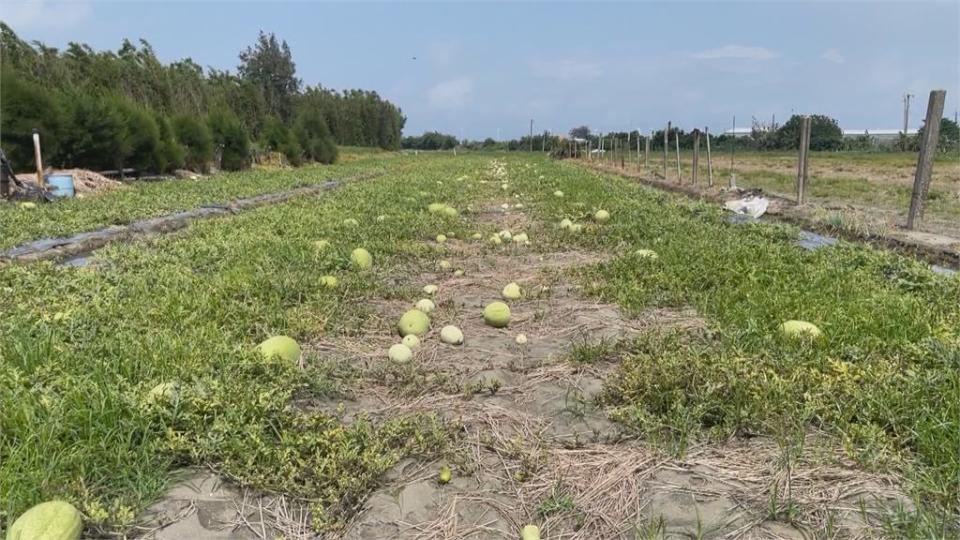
[1,0,92,30]
[691,45,778,61]
[428,77,474,110]
[531,58,603,81]
[821,48,845,64]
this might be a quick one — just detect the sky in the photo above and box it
[3,0,959,139]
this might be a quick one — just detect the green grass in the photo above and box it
[1,153,958,536]
[595,149,960,222]
[729,168,960,221]
[531,161,959,532]
[0,160,380,250]
[0,154,486,534]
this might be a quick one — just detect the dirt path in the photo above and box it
[138,203,911,540]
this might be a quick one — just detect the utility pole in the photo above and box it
[529,119,534,152]
[903,93,914,150]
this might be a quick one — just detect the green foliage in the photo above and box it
[153,113,185,172]
[569,126,591,139]
[0,22,403,174]
[300,87,405,150]
[173,114,214,172]
[207,109,250,171]
[776,114,844,151]
[0,67,63,170]
[295,107,338,164]
[118,102,162,173]
[0,156,479,533]
[916,117,960,152]
[402,131,459,150]
[58,93,129,171]
[0,160,375,249]
[1,154,959,536]
[260,117,303,165]
[535,160,959,516]
[238,31,300,122]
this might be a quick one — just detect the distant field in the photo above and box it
[597,149,960,229]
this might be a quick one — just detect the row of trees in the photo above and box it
[0,24,405,173]
[401,115,959,157]
[568,116,960,153]
[401,131,460,151]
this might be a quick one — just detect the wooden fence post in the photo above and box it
[803,117,811,191]
[32,131,45,188]
[637,133,641,169]
[663,122,670,179]
[644,133,650,169]
[675,129,682,183]
[705,127,714,186]
[729,115,737,188]
[796,115,811,204]
[907,89,947,229]
[691,129,701,185]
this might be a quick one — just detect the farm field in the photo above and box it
[1,154,959,538]
[0,158,389,252]
[590,150,960,238]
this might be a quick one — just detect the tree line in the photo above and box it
[0,24,406,173]
[402,114,959,157]
[567,115,959,154]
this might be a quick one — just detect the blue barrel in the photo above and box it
[46,174,75,198]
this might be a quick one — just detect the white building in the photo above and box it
[842,129,917,142]
[722,127,755,137]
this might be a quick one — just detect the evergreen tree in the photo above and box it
[208,109,251,171]
[260,117,302,165]
[173,114,214,171]
[238,32,300,122]
[59,93,129,171]
[154,112,186,172]
[0,67,63,170]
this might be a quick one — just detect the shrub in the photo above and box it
[154,113,185,172]
[776,114,844,151]
[58,92,129,171]
[294,107,337,164]
[119,102,162,174]
[173,114,214,172]
[260,117,302,166]
[0,67,63,170]
[208,109,251,170]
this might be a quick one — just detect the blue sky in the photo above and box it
[4,1,958,139]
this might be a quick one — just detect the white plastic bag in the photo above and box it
[724,196,769,219]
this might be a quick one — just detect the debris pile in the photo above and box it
[14,169,123,196]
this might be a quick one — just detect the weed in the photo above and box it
[536,484,577,517]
